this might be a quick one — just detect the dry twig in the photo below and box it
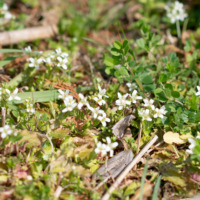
[101,135,158,200]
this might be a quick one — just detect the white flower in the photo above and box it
[72,165,76,170]
[129,90,142,103]
[143,99,154,109]
[55,48,69,58]
[0,125,13,138]
[95,142,110,156]
[6,88,21,101]
[186,138,196,154]
[98,112,110,127]
[138,109,152,121]
[44,57,52,64]
[57,57,68,70]
[89,106,103,119]
[115,93,131,110]
[93,94,106,106]
[62,96,77,113]
[58,89,69,100]
[0,88,2,96]
[126,82,137,91]
[28,57,42,69]
[196,86,200,96]
[77,93,88,109]
[106,137,118,157]
[24,46,32,52]
[98,85,108,98]
[153,106,167,119]
[26,103,35,114]
[186,136,200,154]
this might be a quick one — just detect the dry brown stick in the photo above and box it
[0,25,58,46]
[101,135,158,200]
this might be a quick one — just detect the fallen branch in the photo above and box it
[101,135,158,200]
[0,25,58,46]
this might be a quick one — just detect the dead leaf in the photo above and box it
[163,132,185,145]
[132,182,153,200]
[112,115,135,138]
[93,150,133,181]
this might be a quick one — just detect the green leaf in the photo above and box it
[111,48,121,57]
[136,38,145,49]
[0,55,23,68]
[8,90,60,104]
[171,91,180,98]
[113,41,122,50]
[141,74,153,84]
[0,49,27,53]
[104,56,115,67]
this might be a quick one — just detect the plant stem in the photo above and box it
[176,20,181,40]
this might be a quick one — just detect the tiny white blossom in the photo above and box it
[196,86,200,96]
[89,106,103,119]
[98,85,108,98]
[62,96,77,113]
[28,57,42,69]
[186,136,200,154]
[24,46,32,52]
[153,106,167,119]
[78,93,88,109]
[126,82,137,91]
[186,138,196,154]
[26,103,35,114]
[6,88,21,101]
[93,94,106,106]
[106,137,118,157]
[57,57,68,70]
[129,90,142,103]
[0,125,13,138]
[55,48,69,58]
[143,99,154,109]
[58,89,69,100]
[138,109,152,121]
[98,112,110,127]
[95,142,110,156]
[44,57,52,64]
[115,93,131,110]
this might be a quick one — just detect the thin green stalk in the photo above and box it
[152,175,162,200]
[139,159,148,200]
[176,20,181,39]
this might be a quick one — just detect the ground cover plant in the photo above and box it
[0,0,200,199]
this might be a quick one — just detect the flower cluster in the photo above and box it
[186,136,200,154]
[115,89,167,122]
[95,137,118,157]
[126,82,137,92]
[139,99,167,121]
[27,48,69,70]
[0,3,12,23]
[165,1,187,24]
[58,85,111,127]
[0,125,17,139]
